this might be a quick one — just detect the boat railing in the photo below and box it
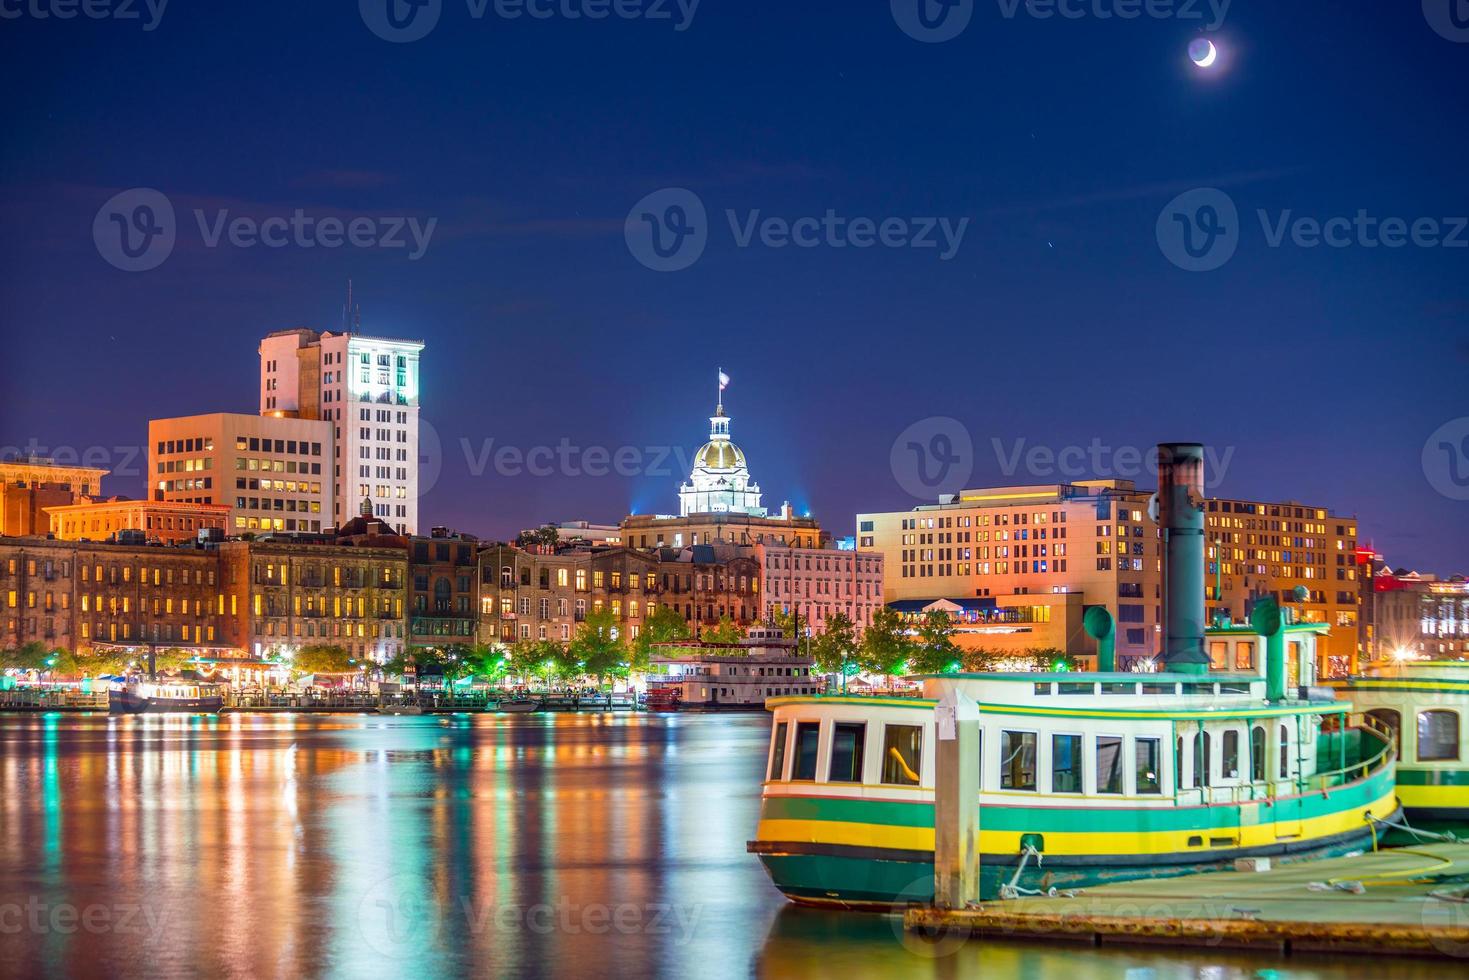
[1172,719,1395,807]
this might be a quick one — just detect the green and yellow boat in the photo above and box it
[747,666,1396,908]
[1326,660,1469,822]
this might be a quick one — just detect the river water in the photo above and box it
[0,713,1446,979]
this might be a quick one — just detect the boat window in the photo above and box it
[1279,724,1290,779]
[1096,736,1123,794]
[1418,710,1460,762]
[880,725,923,786]
[1234,641,1255,670]
[792,722,821,780]
[1142,683,1176,695]
[1051,735,1082,793]
[1222,730,1240,780]
[1193,731,1211,788]
[1101,683,1137,695]
[1000,731,1037,791]
[1208,641,1228,671]
[828,722,866,783]
[1176,736,1184,790]
[1251,726,1266,781]
[768,722,788,781]
[1057,683,1094,696]
[1033,684,1052,696]
[1365,709,1401,758]
[1135,737,1161,794]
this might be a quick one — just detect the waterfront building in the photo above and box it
[72,539,223,652]
[409,528,479,646]
[217,532,409,664]
[652,544,762,630]
[757,542,885,630]
[0,538,81,653]
[259,319,425,535]
[1370,568,1469,659]
[858,481,1361,668]
[1,536,227,658]
[0,457,108,537]
[148,412,332,534]
[476,543,659,644]
[46,497,230,545]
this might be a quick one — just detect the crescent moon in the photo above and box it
[1192,39,1218,68]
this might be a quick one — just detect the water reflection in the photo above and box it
[0,713,1450,979]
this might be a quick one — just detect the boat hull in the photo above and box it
[750,823,1385,909]
[108,690,223,714]
[1397,767,1469,822]
[493,700,540,713]
[749,763,1400,908]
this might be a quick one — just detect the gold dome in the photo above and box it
[696,441,746,470]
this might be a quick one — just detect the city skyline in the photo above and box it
[3,4,1466,573]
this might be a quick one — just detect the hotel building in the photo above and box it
[259,325,424,535]
[860,481,1361,668]
[148,413,332,534]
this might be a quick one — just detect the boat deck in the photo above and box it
[905,843,1469,957]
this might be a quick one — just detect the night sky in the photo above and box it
[2,2,1466,571]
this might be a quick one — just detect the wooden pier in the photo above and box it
[905,843,1469,957]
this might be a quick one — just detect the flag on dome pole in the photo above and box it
[718,370,730,390]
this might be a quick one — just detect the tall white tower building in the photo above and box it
[258,295,424,534]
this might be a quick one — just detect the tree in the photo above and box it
[569,608,627,683]
[858,607,912,677]
[632,605,691,670]
[467,644,510,683]
[810,612,858,677]
[292,644,355,675]
[768,608,798,639]
[1,642,51,672]
[910,609,962,674]
[701,615,743,645]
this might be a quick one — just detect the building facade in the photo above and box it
[1371,570,1469,660]
[1,536,227,655]
[408,529,479,647]
[757,543,885,631]
[259,326,424,535]
[148,413,332,534]
[47,498,230,545]
[0,458,108,537]
[476,544,660,645]
[217,537,409,663]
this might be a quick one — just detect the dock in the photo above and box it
[905,843,1469,957]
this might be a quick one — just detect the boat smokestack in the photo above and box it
[1156,443,1209,674]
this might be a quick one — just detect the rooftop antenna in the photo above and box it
[342,278,361,332]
